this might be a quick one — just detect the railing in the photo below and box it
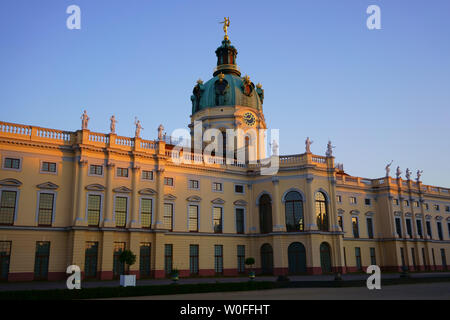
[140,140,156,149]
[89,133,109,144]
[115,136,134,147]
[0,122,32,136]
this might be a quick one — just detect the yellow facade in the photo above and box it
[0,122,449,281]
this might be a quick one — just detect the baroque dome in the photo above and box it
[191,38,264,115]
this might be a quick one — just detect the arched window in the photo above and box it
[285,191,304,232]
[259,194,272,234]
[315,192,329,231]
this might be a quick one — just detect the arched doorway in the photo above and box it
[259,194,272,234]
[260,243,273,275]
[288,242,307,274]
[320,242,332,273]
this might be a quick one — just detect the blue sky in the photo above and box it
[0,0,449,187]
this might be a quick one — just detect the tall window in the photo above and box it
[395,217,402,237]
[38,193,54,226]
[214,245,223,274]
[84,242,98,278]
[315,192,328,231]
[426,220,432,238]
[338,216,344,231]
[437,222,443,240]
[416,219,423,238]
[406,219,412,237]
[87,194,101,226]
[370,247,376,265]
[448,222,450,238]
[140,198,152,228]
[163,203,173,231]
[114,197,127,227]
[235,208,244,234]
[34,241,50,280]
[188,205,199,232]
[441,249,447,270]
[422,248,428,271]
[237,245,245,273]
[0,191,16,225]
[164,244,173,276]
[366,217,374,239]
[284,191,304,232]
[259,194,272,234]
[411,248,417,270]
[352,217,359,238]
[0,241,11,281]
[213,207,223,233]
[140,243,151,278]
[113,242,125,278]
[189,245,199,275]
[355,247,362,271]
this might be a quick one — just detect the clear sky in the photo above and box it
[0,0,449,187]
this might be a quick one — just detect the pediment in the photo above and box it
[337,208,345,215]
[435,216,443,221]
[365,211,375,217]
[37,181,59,190]
[233,199,247,206]
[425,214,432,220]
[139,188,157,195]
[164,194,177,201]
[113,186,132,193]
[394,211,402,217]
[405,212,413,217]
[211,198,225,205]
[0,178,22,187]
[85,184,105,191]
[186,195,202,202]
[350,210,360,216]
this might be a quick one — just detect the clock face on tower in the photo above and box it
[243,112,256,127]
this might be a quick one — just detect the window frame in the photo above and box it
[163,202,174,231]
[212,206,224,233]
[40,161,57,175]
[88,164,104,177]
[85,192,103,227]
[352,216,359,238]
[189,244,199,275]
[164,177,174,187]
[235,206,246,234]
[366,216,374,239]
[0,188,19,225]
[214,244,224,274]
[141,170,154,181]
[139,197,154,229]
[212,182,223,193]
[234,184,245,195]
[188,204,199,232]
[116,167,129,178]
[2,156,22,172]
[113,195,129,228]
[188,179,200,190]
[36,190,57,226]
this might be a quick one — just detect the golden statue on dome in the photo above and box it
[220,17,230,40]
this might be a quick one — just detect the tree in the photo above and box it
[119,249,136,275]
[245,257,256,279]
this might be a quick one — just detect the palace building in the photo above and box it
[0,28,449,282]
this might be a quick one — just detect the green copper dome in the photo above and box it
[190,39,264,114]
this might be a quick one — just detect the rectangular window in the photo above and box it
[441,249,447,270]
[426,220,432,238]
[117,167,129,177]
[445,206,450,213]
[425,203,429,210]
[38,193,54,226]
[411,248,417,270]
[213,182,223,192]
[0,191,16,225]
[336,195,342,203]
[213,207,223,233]
[338,216,343,231]
[395,217,402,237]
[142,170,153,180]
[434,204,440,211]
[406,219,412,237]
[140,243,151,278]
[114,197,127,227]
[89,164,103,176]
[367,217,374,239]
[237,245,245,273]
[87,194,101,226]
[235,208,244,234]
[448,222,450,238]
[404,200,409,207]
[355,247,362,271]
[214,245,223,274]
[4,158,20,169]
[393,199,399,205]
[416,219,423,238]
[422,248,428,271]
[189,244,199,275]
[164,203,173,231]
[189,180,199,189]
[414,201,419,208]
[141,198,152,228]
[234,184,244,194]
[365,198,371,206]
[0,241,12,280]
[350,197,357,204]
[437,222,443,240]
[84,242,98,279]
[188,205,199,232]
[164,244,173,276]
[113,242,125,278]
[352,217,359,238]
[164,177,174,186]
[34,241,50,280]
[400,248,406,267]
[41,161,56,173]
[370,247,376,265]
[343,247,347,268]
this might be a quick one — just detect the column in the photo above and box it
[154,167,165,229]
[130,165,141,228]
[305,174,317,231]
[272,177,284,232]
[75,160,87,226]
[103,162,115,227]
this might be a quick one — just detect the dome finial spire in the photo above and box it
[219,17,230,40]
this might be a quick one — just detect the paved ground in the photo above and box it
[1,272,449,291]
[110,282,450,300]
